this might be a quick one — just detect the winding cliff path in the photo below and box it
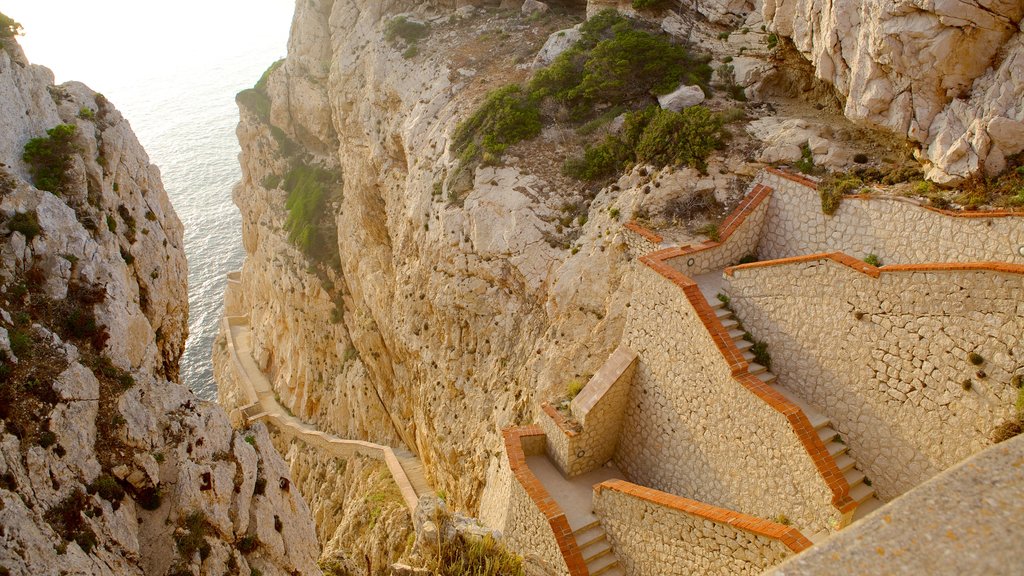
[221,304,432,513]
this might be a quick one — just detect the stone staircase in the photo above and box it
[573,521,624,576]
[709,296,883,533]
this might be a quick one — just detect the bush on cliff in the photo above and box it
[283,164,341,267]
[452,85,542,165]
[563,105,725,180]
[0,12,22,40]
[23,124,79,194]
[530,9,710,120]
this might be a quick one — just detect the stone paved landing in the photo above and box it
[526,455,623,530]
[692,269,727,302]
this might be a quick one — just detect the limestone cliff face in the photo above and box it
[0,37,320,575]
[215,0,646,514]
[761,0,1024,182]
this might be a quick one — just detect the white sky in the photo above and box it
[3,0,294,87]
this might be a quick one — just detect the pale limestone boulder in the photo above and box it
[658,84,706,111]
[522,0,549,17]
[534,26,581,67]
[763,0,1024,181]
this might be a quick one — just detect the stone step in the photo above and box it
[734,339,754,352]
[850,481,876,505]
[834,453,856,473]
[808,530,831,544]
[583,542,613,564]
[747,362,768,375]
[572,521,603,545]
[587,553,620,576]
[768,384,829,430]
[756,371,777,384]
[817,426,838,444]
[577,531,607,551]
[709,299,726,310]
[714,307,732,319]
[826,441,849,459]
[727,328,746,340]
[852,496,885,522]
[592,564,624,576]
[844,468,866,489]
[742,350,755,361]
[721,318,740,330]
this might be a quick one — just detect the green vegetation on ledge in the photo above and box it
[0,11,22,40]
[283,164,342,268]
[22,124,79,194]
[453,10,713,173]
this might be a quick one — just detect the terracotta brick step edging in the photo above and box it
[638,251,856,516]
[725,252,1024,279]
[623,182,774,255]
[595,479,813,554]
[503,426,590,576]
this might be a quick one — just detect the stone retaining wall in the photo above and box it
[594,480,810,575]
[726,255,1024,499]
[622,222,664,257]
[499,426,587,576]
[539,346,638,478]
[616,258,845,535]
[758,168,1024,265]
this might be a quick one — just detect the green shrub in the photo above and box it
[634,106,724,170]
[968,352,984,366]
[9,330,30,357]
[385,16,429,45]
[22,124,78,194]
[282,164,341,265]
[453,85,542,164]
[77,107,95,120]
[530,11,710,119]
[262,174,282,189]
[0,12,22,40]
[137,487,162,511]
[766,33,779,50]
[426,533,525,576]
[794,143,816,174]
[88,474,125,504]
[236,534,259,553]
[863,254,881,267]
[175,511,212,561]
[44,489,98,554]
[236,89,271,122]
[562,135,630,180]
[402,45,419,59]
[696,222,720,242]
[255,59,284,93]
[7,211,41,241]
[566,379,585,400]
[818,173,864,215]
[632,0,670,9]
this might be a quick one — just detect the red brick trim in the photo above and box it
[623,183,774,256]
[766,167,1024,218]
[596,480,813,553]
[639,251,856,514]
[766,167,820,190]
[725,252,880,278]
[541,403,579,438]
[725,253,1024,279]
[623,221,664,244]
[503,426,589,576]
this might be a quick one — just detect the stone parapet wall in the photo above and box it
[662,182,773,277]
[758,168,1024,265]
[500,426,587,576]
[622,222,664,257]
[594,480,810,575]
[767,435,1024,575]
[726,255,1024,499]
[617,258,846,535]
[539,346,638,478]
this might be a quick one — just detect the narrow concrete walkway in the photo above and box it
[692,269,727,302]
[526,455,623,531]
[223,314,432,512]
